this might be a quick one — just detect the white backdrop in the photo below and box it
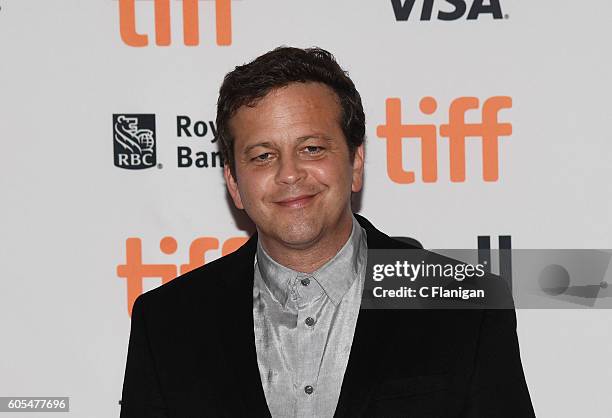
[1,0,611,416]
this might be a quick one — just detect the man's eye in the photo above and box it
[304,146,324,154]
[253,152,272,161]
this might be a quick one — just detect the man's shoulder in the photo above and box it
[354,213,423,250]
[134,238,254,311]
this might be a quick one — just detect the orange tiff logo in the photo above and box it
[119,0,232,47]
[377,96,512,183]
[117,235,247,315]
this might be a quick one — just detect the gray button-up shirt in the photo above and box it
[253,216,368,418]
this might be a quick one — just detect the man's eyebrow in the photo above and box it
[242,135,333,155]
[243,142,274,155]
[295,134,334,143]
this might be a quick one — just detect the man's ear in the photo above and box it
[351,144,365,193]
[224,164,244,209]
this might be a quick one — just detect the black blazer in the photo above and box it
[120,214,535,417]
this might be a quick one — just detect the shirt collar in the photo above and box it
[255,215,367,308]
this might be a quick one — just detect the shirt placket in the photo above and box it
[292,273,323,418]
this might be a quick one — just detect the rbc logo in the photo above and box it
[113,114,157,170]
[118,0,232,47]
[377,96,512,183]
[391,0,503,21]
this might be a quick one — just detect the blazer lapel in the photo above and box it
[334,309,399,417]
[217,234,272,417]
[334,214,417,418]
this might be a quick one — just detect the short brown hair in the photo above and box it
[216,46,365,177]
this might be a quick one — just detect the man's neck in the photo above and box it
[258,214,354,273]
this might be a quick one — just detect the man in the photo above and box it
[120,47,535,417]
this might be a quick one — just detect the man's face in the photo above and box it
[224,82,364,252]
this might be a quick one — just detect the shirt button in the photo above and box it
[300,277,311,286]
[304,385,314,395]
[305,317,315,327]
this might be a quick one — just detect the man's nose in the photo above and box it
[275,154,306,185]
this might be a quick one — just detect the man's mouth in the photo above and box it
[274,194,318,209]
